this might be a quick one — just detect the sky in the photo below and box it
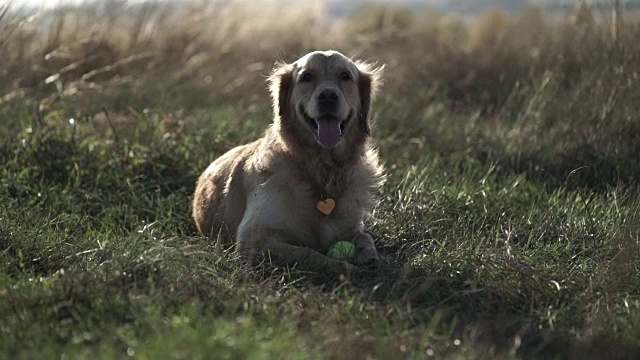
[3,0,153,9]
[3,0,88,8]
[1,0,616,13]
[1,0,581,7]
[3,0,77,7]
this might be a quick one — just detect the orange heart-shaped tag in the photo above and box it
[316,198,336,215]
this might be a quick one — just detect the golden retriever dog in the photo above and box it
[192,50,384,276]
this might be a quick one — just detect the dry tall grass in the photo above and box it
[1,0,639,187]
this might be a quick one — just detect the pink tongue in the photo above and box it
[317,118,342,148]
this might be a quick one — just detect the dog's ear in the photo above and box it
[356,61,384,136]
[268,61,294,118]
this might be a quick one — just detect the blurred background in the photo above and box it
[1,0,639,186]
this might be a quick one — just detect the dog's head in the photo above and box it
[268,50,383,150]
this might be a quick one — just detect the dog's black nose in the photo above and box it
[318,89,339,114]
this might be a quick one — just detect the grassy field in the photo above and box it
[1,1,640,359]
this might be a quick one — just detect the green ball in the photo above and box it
[327,241,355,261]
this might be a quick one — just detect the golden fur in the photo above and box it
[192,50,384,275]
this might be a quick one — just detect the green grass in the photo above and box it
[2,103,639,359]
[2,1,640,359]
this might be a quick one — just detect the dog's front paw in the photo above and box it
[354,249,384,268]
[352,232,384,268]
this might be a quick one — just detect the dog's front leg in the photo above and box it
[352,232,384,267]
[259,236,358,278]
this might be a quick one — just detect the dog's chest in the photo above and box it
[251,174,368,251]
[315,189,370,248]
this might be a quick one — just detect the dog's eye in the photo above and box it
[300,72,313,82]
[340,71,351,81]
